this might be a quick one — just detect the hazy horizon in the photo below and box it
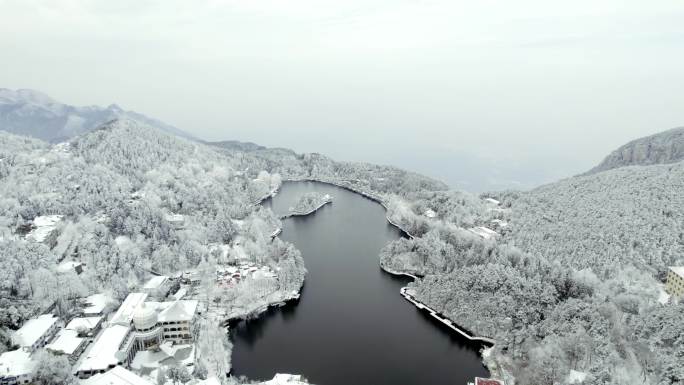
[2,0,683,191]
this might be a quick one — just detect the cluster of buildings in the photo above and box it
[75,291,198,379]
[215,262,277,289]
[0,276,199,385]
[0,312,102,385]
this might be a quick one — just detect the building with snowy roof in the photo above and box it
[468,226,499,240]
[83,293,111,316]
[665,266,684,298]
[57,260,84,274]
[0,349,36,385]
[46,329,87,363]
[142,275,171,299]
[110,293,148,326]
[66,316,103,337]
[11,314,59,353]
[75,324,134,379]
[484,198,500,206]
[77,293,199,379]
[158,300,198,345]
[25,215,63,247]
[80,366,153,385]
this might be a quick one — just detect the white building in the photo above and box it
[164,213,185,229]
[81,366,153,385]
[0,349,36,385]
[25,215,63,247]
[12,314,59,353]
[66,316,103,337]
[110,293,149,326]
[484,198,501,206]
[468,226,499,240]
[158,300,199,345]
[665,266,684,298]
[76,293,198,379]
[46,329,87,363]
[142,276,171,299]
[82,293,111,317]
[56,260,84,275]
[75,324,134,378]
[423,209,437,218]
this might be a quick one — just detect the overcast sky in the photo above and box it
[1,0,683,191]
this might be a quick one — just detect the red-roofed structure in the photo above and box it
[475,378,504,385]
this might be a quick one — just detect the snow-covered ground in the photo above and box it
[26,214,63,243]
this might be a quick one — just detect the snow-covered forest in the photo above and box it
[380,157,684,384]
[2,117,683,385]
[0,118,446,384]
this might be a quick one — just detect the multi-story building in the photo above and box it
[0,350,36,385]
[66,316,103,337]
[142,276,172,299]
[11,314,59,353]
[46,329,88,364]
[76,293,198,379]
[81,366,154,385]
[665,266,684,298]
[158,300,198,345]
[75,324,134,379]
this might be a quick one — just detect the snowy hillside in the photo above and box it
[0,88,194,142]
[380,135,684,384]
[588,126,684,174]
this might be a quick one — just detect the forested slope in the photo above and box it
[0,120,300,349]
[381,138,684,384]
[497,162,684,277]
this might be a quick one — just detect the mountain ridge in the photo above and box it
[587,126,684,174]
[0,88,195,143]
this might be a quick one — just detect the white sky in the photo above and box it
[1,0,683,191]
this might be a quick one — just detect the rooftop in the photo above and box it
[12,314,58,348]
[0,349,35,377]
[83,293,111,315]
[475,378,505,385]
[110,293,148,325]
[468,226,499,240]
[46,329,84,355]
[142,276,168,290]
[264,374,309,385]
[66,316,102,333]
[158,300,199,323]
[26,214,63,243]
[57,260,83,273]
[81,366,153,385]
[76,324,131,372]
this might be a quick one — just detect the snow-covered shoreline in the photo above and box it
[261,179,502,382]
[381,264,506,381]
[280,194,332,219]
[282,178,416,238]
[223,287,302,323]
[286,180,504,380]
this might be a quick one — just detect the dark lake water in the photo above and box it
[231,181,489,385]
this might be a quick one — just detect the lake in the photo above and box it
[231,181,489,385]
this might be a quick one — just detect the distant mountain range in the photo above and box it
[205,140,267,152]
[0,88,195,142]
[587,126,684,174]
